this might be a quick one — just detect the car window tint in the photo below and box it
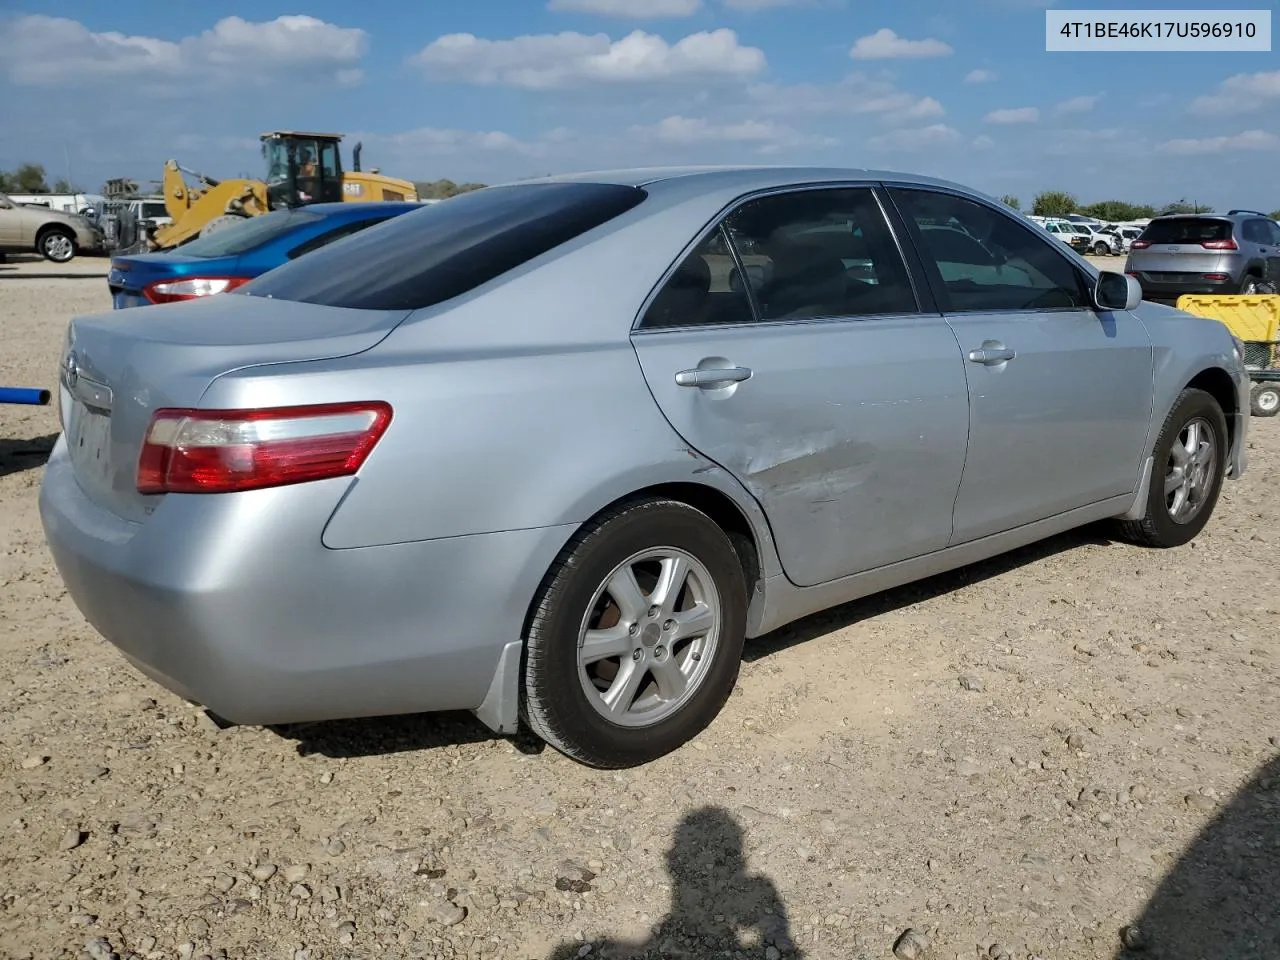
[240,183,647,311]
[286,217,392,260]
[640,226,755,330]
[892,188,1088,312]
[720,188,917,321]
[1269,221,1280,245]
[1242,219,1272,244]
[1139,218,1232,244]
[179,208,326,258]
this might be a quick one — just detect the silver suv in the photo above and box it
[1125,210,1280,302]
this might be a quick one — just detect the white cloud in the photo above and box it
[849,28,952,60]
[722,0,819,7]
[964,68,996,84]
[972,135,996,149]
[1156,130,1278,155]
[984,107,1039,124]
[868,124,961,151]
[547,0,702,17]
[1054,94,1101,114]
[412,28,766,89]
[0,14,367,89]
[749,72,940,123]
[1188,70,1280,116]
[630,115,835,153]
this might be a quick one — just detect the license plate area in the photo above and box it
[66,399,115,491]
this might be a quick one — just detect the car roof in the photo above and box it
[499,164,993,197]
[290,201,426,218]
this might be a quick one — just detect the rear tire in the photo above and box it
[1240,275,1263,294]
[38,228,75,263]
[1117,388,1227,548]
[522,497,748,768]
[1251,381,1280,418]
[1092,242,1109,256]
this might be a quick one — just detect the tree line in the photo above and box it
[4,160,1276,220]
[0,162,76,194]
[999,190,1280,222]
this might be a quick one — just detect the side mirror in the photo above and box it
[1095,270,1142,311]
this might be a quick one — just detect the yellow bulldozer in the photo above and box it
[147,130,418,250]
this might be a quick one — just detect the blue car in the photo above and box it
[107,201,425,308]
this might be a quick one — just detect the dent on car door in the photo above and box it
[629,185,970,588]
[888,186,1154,544]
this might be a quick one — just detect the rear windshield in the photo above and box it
[179,208,324,258]
[1139,218,1233,244]
[238,182,648,311]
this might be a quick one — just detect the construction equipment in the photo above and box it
[148,131,418,251]
[1176,294,1280,417]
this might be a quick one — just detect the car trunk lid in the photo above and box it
[58,294,410,523]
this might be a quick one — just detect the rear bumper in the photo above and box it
[38,438,573,726]
[1130,272,1241,303]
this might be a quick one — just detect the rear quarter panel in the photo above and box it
[197,188,789,574]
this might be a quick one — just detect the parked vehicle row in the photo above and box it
[39,166,1250,768]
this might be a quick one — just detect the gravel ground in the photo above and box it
[1,254,1277,960]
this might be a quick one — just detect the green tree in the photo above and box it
[413,178,487,200]
[5,162,51,192]
[1268,209,1280,221]
[1081,200,1157,222]
[999,194,1020,210]
[1031,190,1078,217]
[52,177,79,193]
[1160,199,1210,215]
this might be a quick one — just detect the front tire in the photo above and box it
[1092,242,1109,256]
[522,497,748,768]
[1118,388,1228,548]
[38,228,75,263]
[1251,381,1280,418]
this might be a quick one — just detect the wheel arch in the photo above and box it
[35,222,75,245]
[1185,365,1240,451]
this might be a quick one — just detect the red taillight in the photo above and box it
[1203,273,1230,281]
[143,276,250,304]
[1130,240,1151,249]
[136,401,393,495]
[1201,239,1238,250]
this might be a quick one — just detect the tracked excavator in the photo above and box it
[145,131,418,251]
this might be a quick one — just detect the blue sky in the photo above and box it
[0,0,1277,209]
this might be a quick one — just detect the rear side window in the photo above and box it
[1242,219,1272,244]
[240,183,648,310]
[180,208,325,258]
[1139,218,1232,245]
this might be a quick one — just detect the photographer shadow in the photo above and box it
[547,805,801,960]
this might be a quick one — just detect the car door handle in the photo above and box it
[674,366,753,387]
[967,343,1016,365]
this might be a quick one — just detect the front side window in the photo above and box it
[891,188,1088,313]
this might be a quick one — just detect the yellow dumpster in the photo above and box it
[1175,294,1280,417]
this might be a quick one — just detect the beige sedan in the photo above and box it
[0,191,104,262]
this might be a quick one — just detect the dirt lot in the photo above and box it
[1,254,1277,960]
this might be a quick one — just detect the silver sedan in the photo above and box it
[39,166,1250,768]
